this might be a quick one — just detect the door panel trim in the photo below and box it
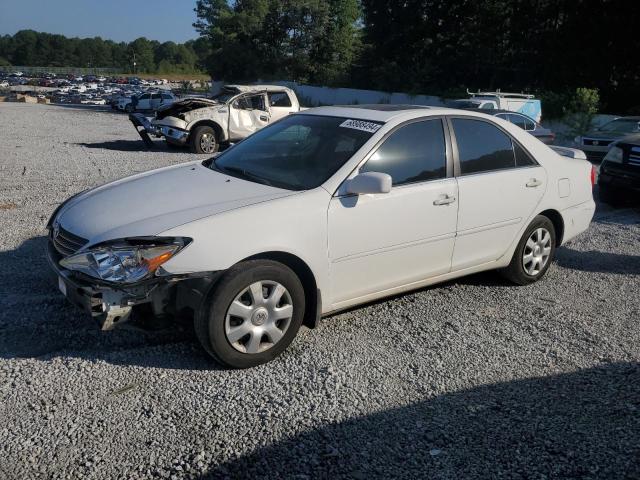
[456,217,521,236]
[332,231,456,263]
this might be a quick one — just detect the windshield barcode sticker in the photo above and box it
[339,119,383,133]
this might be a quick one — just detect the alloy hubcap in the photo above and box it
[224,281,293,354]
[200,133,216,153]
[522,227,552,276]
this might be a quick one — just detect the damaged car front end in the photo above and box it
[46,223,217,330]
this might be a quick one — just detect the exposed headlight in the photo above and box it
[603,146,623,164]
[59,237,191,284]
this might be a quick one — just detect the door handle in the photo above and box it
[260,115,269,121]
[526,178,543,188]
[433,195,456,206]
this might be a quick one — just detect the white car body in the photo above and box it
[50,106,595,327]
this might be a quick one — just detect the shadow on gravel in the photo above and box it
[202,362,640,479]
[556,248,640,275]
[0,236,214,370]
[77,140,164,152]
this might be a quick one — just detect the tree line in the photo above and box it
[193,0,640,114]
[1,1,638,112]
[0,30,209,74]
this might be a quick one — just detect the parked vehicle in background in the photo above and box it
[463,109,555,144]
[598,134,640,205]
[130,85,302,153]
[449,90,542,122]
[48,105,595,368]
[574,116,640,162]
[116,91,176,112]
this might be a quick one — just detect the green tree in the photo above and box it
[193,0,361,85]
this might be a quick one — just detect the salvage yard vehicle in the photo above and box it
[118,91,177,113]
[598,134,640,205]
[47,105,596,368]
[450,90,543,122]
[129,85,302,153]
[574,116,640,162]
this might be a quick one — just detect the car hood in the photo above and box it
[56,161,293,246]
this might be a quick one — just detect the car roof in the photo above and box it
[300,105,453,123]
[610,116,640,121]
[224,84,294,93]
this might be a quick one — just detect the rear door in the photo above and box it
[150,93,162,110]
[268,92,294,122]
[228,93,271,141]
[448,117,547,271]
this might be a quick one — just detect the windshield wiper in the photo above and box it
[219,165,276,187]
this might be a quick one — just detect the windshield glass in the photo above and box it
[208,115,382,191]
[599,118,640,133]
[211,91,238,103]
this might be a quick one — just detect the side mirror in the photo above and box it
[345,172,392,195]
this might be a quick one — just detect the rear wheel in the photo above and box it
[191,126,219,154]
[195,260,305,368]
[501,215,556,285]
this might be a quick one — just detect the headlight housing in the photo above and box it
[59,237,191,284]
[603,146,624,164]
[574,136,582,145]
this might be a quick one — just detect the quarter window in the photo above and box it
[361,120,447,186]
[452,118,536,174]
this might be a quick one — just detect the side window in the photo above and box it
[151,93,161,100]
[508,114,527,130]
[480,102,495,110]
[360,119,447,186]
[161,94,172,100]
[514,142,536,167]
[139,94,151,100]
[269,92,292,108]
[452,118,515,175]
[235,94,266,111]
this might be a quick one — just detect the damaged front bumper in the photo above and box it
[129,113,189,148]
[46,240,218,331]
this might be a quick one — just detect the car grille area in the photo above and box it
[51,225,87,257]
[629,147,640,167]
[583,138,613,147]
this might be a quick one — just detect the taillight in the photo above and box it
[590,165,596,187]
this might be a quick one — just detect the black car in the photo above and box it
[598,134,640,206]
[462,108,555,144]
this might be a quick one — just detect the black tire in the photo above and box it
[195,260,306,368]
[190,125,219,154]
[598,184,622,207]
[501,215,557,285]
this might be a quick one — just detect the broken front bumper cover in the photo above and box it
[46,240,218,331]
[129,113,189,148]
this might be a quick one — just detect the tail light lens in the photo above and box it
[590,165,597,187]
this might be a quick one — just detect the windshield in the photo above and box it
[599,118,640,133]
[211,91,238,103]
[208,115,382,191]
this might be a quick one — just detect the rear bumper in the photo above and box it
[599,165,640,193]
[561,199,596,245]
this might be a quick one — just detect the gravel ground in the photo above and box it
[0,102,639,480]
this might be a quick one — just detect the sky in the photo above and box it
[0,0,200,43]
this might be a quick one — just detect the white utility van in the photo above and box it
[450,90,542,122]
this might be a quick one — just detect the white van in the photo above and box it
[450,90,542,122]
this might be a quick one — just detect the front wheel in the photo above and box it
[191,125,219,154]
[195,260,306,368]
[501,215,556,285]
[124,103,134,113]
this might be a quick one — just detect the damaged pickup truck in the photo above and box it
[130,85,303,153]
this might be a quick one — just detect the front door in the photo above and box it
[328,119,458,306]
[228,93,271,141]
[449,117,547,270]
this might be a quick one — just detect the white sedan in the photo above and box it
[47,105,596,368]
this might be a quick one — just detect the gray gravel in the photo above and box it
[1,102,639,479]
